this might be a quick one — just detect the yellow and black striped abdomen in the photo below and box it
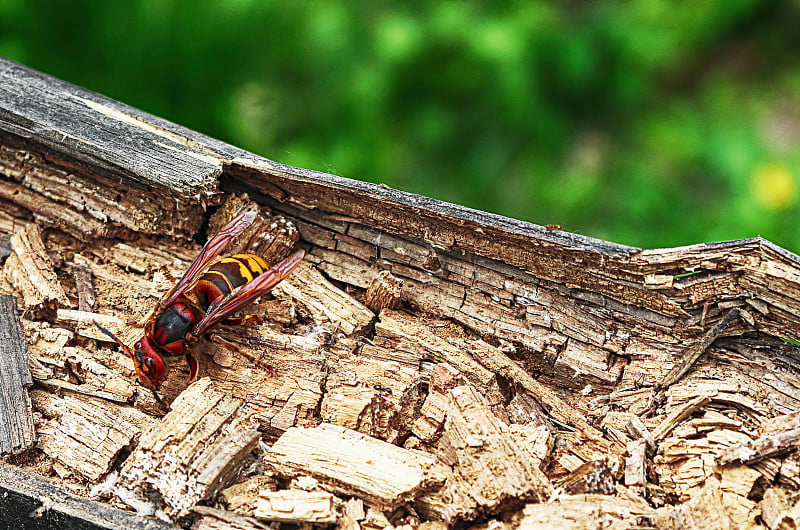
[193,253,270,310]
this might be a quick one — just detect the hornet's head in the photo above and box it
[93,322,169,389]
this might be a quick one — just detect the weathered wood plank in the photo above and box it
[0,294,34,455]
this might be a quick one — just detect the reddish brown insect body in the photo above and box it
[95,211,304,389]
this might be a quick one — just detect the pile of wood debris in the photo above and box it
[0,195,797,530]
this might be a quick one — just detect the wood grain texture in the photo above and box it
[0,294,34,455]
[115,378,260,519]
[263,423,449,511]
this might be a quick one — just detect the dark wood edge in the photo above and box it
[0,464,176,530]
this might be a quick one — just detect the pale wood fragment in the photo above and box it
[375,309,618,457]
[512,494,656,529]
[0,294,35,455]
[56,308,125,341]
[252,490,337,523]
[556,458,616,495]
[778,452,800,490]
[759,487,800,530]
[653,476,759,530]
[656,309,740,390]
[626,415,656,454]
[654,429,755,500]
[220,475,278,515]
[220,474,338,523]
[625,439,647,487]
[116,378,260,519]
[263,423,448,511]
[192,506,272,530]
[192,325,326,435]
[718,412,800,465]
[321,351,420,442]
[273,262,374,335]
[364,269,403,312]
[4,223,69,312]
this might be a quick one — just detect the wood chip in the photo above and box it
[72,253,95,311]
[263,423,448,511]
[192,506,272,530]
[31,390,147,481]
[513,494,655,529]
[652,395,712,441]
[625,439,647,487]
[364,269,403,312]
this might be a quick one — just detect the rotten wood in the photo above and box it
[31,389,151,481]
[0,463,176,530]
[1,57,800,530]
[4,222,69,314]
[115,378,260,519]
[364,269,403,312]
[718,412,800,466]
[416,371,554,524]
[272,261,375,336]
[0,294,35,455]
[72,253,96,311]
[192,506,272,530]
[655,308,740,391]
[207,195,299,265]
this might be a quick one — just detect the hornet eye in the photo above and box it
[143,356,157,378]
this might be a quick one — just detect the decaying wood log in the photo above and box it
[1,57,800,529]
[115,378,260,519]
[0,294,35,455]
[264,423,448,511]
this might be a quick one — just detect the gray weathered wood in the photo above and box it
[0,463,176,530]
[0,294,35,455]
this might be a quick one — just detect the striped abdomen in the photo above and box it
[193,253,271,311]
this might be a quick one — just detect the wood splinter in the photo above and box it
[656,308,740,391]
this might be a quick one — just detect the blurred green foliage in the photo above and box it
[2,0,800,250]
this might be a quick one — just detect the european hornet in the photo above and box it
[95,210,304,390]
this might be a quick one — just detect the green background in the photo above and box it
[2,0,799,251]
